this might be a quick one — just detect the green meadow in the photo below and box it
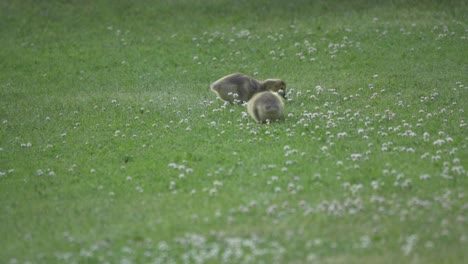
[1,0,467,263]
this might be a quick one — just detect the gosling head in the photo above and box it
[262,79,286,98]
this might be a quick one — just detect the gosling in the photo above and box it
[247,91,285,123]
[210,73,286,104]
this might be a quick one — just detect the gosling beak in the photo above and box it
[278,89,286,98]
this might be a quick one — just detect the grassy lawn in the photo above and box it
[1,0,467,263]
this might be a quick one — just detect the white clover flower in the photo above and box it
[433,139,445,146]
[267,205,277,214]
[449,148,458,155]
[401,234,418,255]
[315,85,323,94]
[351,153,362,161]
[406,148,415,153]
[20,142,32,147]
[209,188,217,196]
[209,180,223,189]
[419,174,431,180]
[452,166,465,175]
[423,132,430,142]
[337,132,347,138]
[169,181,176,190]
[371,180,379,190]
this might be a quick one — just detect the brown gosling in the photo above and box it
[210,73,286,104]
[247,91,285,123]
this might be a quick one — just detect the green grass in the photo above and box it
[1,0,467,263]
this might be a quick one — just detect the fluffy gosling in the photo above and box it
[247,91,285,123]
[210,73,286,104]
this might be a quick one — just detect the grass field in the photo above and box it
[1,0,467,263]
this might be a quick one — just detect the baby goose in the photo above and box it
[210,73,286,104]
[247,91,285,123]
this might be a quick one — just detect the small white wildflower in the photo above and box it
[406,148,415,153]
[419,174,431,180]
[169,181,176,190]
[351,153,362,161]
[213,180,223,187]
[337,132,347,138]
[401,234,418,255]
[359,235,371,248]
[267,205,277,214]
[433,139,445,146]
[209,188,217,196]
[425,241,434,248]
[371,180,379,190]
[423,132,430,142]
[452,166,465,175]
[316,85,323,94]
[449,147,458,155]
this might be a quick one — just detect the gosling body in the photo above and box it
[210,73,286,104]
[247,91,285,123]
